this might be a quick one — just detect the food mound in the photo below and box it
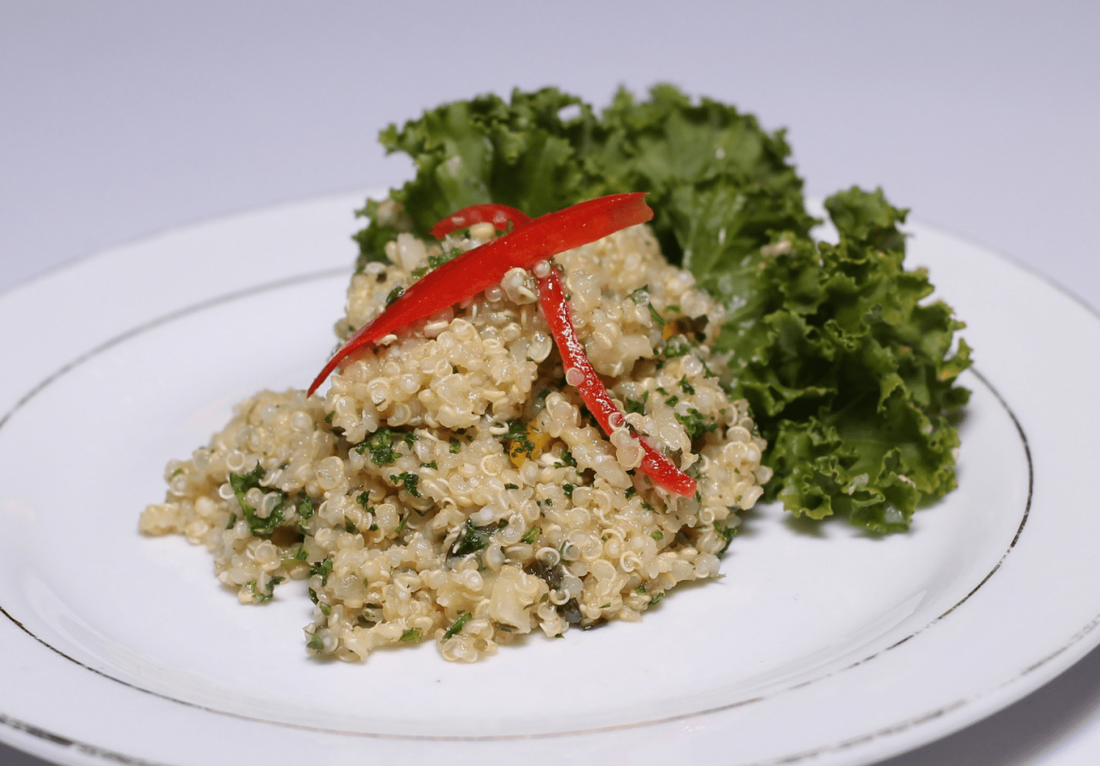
[140,218,770,662]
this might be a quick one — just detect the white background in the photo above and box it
[2,2,1098,764]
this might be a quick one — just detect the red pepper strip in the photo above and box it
[536,267,697,497]
[307,193,652,396]
[429,203,532,240]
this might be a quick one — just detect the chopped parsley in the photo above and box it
[662,336,693,359]
[676,408,719,441]
[428,248,463,269]
[309,558,333,586]
[384,285,405,305]
[624,392,648,415]
[715,520,738,554]
[504,420,536,461]
[390,471,421,497]
[355,428,418,466]
[451,519,499,556]
[647,304,665,327]
[247,577,284,603]
[443,612,471,639]
[297,496,315,532]
[228,465,286,537]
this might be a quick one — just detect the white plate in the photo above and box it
[0,190,1096,766]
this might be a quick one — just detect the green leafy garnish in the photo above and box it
[521,525,540,545]
[247,577,284,603]
[718,189,971,531]
[355,427,418,467]
[451,519,494,556]
[390,471,421,498]
[443,612,471,640]
[309,557,333,586]
[228,465,285,537]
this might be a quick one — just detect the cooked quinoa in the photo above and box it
[140,220,771,662]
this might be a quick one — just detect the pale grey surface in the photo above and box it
[2,2,1098,765]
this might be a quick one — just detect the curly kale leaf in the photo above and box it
[353,88,599,269]
[717,188,971,531]
[353,84,814,274]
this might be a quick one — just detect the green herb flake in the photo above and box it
[298,496,315,523]
[504,420,536,461]
[385,285,405,306]
[428,248,463,269]
[355,428,418,466]
[676,408,718,441]
[715,521,738,555]
[390,471,421,497]
[662,336,692,359]
[228,465,286,537]
[247,577,284,604]
[452,520,493,556]
[648,304,665,327]
[309,557,333,587]
[443,612,471,640]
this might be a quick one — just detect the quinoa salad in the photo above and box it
[140,216,771,663]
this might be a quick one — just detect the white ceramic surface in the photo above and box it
[0,192,1096,766]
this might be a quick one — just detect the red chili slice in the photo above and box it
[430,203,532,239]
[536,266,697,497]
[307,193,652,396]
